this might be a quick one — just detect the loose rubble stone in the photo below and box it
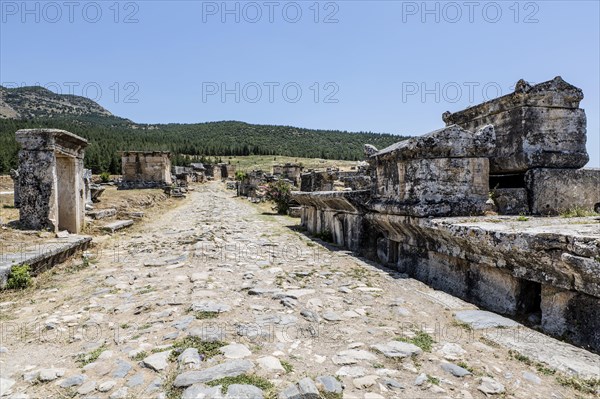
[257,356,285,372]
[98,380,116,392]
[226,384,264,399]
[414,374,427,386]
[439,343,466,360]
[322,311,343,321]
[126,372,145,387]
[172,316,195,330]
[296,378,320,399]
[478,377,505,395]
[182,384,223,399]
[112,360,133,378]
[353,375,377,389]
[219,344,252,359]
[142,350,172,372]
[178,348,202,369]
[59,374,86,387]
[77,381,97,395]
[336,366,367,378]
[38,369,64,382]
[382,378,404,390]
[441,362,472,377]
[109,387,129,399]
[315,376,342,394]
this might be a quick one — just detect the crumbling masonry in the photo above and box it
[294,77,600,353]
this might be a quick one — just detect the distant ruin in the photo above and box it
[15,129,88,234]
[294,77,600,352]
[119,151,172,189]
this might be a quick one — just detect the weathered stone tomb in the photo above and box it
[443,76,597,215]
[15,129,88,234]
[120,151,172,189]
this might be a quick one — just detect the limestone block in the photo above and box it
[526,168,600,215]
[368,124,495,217]
[493,188,529,215]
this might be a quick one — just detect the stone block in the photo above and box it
[102,220,134,233]
[86,208,117,220]
[526,168,600,215]
[368,124,495,217]
[493,188,529,215]
[541,285,600,353]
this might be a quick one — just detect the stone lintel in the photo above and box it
[16,129,88,156]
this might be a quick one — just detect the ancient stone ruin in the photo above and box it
[119,151,172,189]
[443,76,597,215]
[273,163,303,186]
[15,129,88,234]
[294,77,600,352]
[300,164,372,192]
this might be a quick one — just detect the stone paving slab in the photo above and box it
[102,220,133,233]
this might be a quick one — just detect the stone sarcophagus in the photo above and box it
[15,129,88,234]
[368,124,496,217]
[443,76,588,174]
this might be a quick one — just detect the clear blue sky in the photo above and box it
[1,1,598,166]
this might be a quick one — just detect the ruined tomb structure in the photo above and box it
[294,77,600,353]
[15,129,88,234]
[444,76,598,215]
[273,163,303,186]
[120,151,172,189]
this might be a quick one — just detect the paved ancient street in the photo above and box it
[0,183,598,398]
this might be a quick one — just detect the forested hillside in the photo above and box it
[0,117,407,174]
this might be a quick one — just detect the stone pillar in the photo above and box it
[15,129,88,234]
[9,169,19,208]
[83,169,93,207]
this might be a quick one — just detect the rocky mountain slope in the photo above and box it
[0,86,113,119]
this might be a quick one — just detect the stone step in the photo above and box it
[102,220,134,233]
[0,235,92,288]
[86,208,117,220]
